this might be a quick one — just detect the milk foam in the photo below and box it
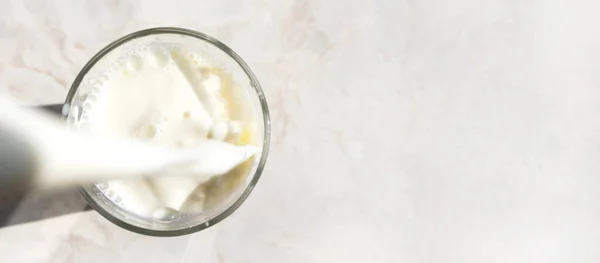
[80,43,256,220]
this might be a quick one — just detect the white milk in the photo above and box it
[79,43,256,220]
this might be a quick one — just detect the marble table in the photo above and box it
[2,0,600,262]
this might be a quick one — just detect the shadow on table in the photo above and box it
[0,187,91,227]
[0,104,91,228]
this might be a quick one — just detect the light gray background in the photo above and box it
[1,0,599,262]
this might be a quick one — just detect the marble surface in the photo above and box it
[2,0,600,262]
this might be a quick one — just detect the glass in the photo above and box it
[61,27,270,236]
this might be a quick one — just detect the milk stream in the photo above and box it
[0,96,256,190]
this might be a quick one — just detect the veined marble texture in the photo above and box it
[2,0,600,262]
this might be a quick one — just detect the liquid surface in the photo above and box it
[79,43,256,221]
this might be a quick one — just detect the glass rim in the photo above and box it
[64,27,271,237]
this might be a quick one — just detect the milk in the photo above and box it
[79,43,256,220]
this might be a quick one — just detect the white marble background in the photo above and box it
[1,0,600,262]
